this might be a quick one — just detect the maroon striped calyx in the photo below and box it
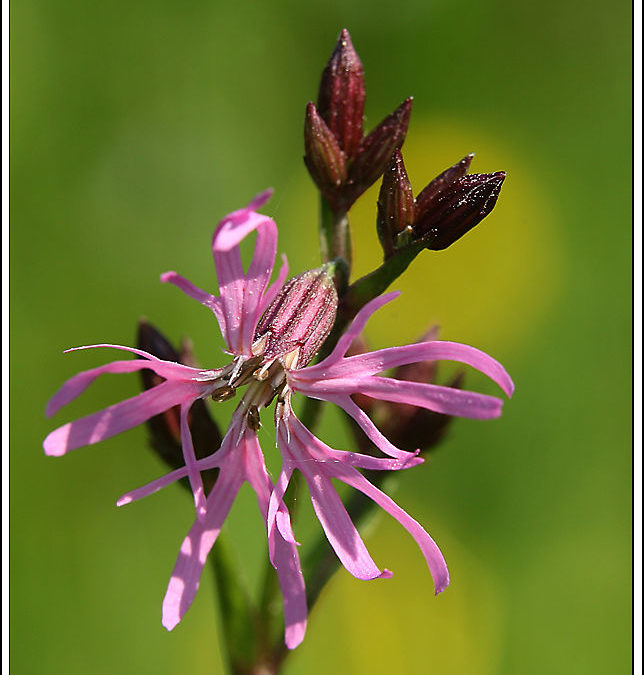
[254,264,338,369]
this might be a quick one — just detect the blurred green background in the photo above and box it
[11,1,632,673]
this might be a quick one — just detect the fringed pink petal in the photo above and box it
[162,459,245,631]
[160,271,220,311]
[117,417,243,506]
[117,465,191,506]
[298,341,513,396]
[350,377,505,419]
[243,432,307,649]
[44,380,203,456]
[293,390,419,461]
[212,192,279,355]
[329,462,450,595]
[280,423,392,582]
[281,413,448,595]
[285,413,422,472]
[308,291,400,368]
[180,403,207,521]
[116,446,229,506]
[267,465,299,563]
[46,346,219,418]
[160,271,227,337]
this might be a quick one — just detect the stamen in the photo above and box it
[247,405,262,431]
[253,363,272,381]
[281,347,300,371]
[228,355,246,385]
[251,333,269,356]
[212,385,236,402]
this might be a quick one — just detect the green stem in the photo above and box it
[340,242,422,317]
[211,536,260,675]
[319,197,351,268]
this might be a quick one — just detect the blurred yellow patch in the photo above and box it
[286,514,504,675]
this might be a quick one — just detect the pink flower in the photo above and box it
[45,191,513,650]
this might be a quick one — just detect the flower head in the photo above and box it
[45,192,513,649]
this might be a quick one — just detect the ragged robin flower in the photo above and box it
[44,191,513,649]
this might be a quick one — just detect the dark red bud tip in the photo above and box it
[346,97,413,207]
[377,150,415,258]
[415,154,474,218]
[317,28,365,159]
[417,170,506,250]
[304,102,348,206]
[254,265,339,369]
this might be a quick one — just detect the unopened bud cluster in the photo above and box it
[304,29,412,213]
[377,150,506,258]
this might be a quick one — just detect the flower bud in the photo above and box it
[414,153,474,216]
[416,171,506,250]
[317,28,365,159]
[254,264,338,369]
[304,102,347,208]
[306,30,413,215]
[376,150,415,258]
[347,97,413,206]
[137,320,221,492]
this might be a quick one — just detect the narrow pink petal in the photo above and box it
[162,460,245,631]
[298,341,513,396]
[293,390,418,461]
[161,271,227,337]
[313,292,400,367]
[267,465,299,563]
[213,210,275,252]
[285,413,422,472]
[246,188,273,212]
[46,349,217,418]
[330,463,450,595]
[349,377,505,419]
[160,271,220,311]
[117,465,191,506]
[280,423,391,582]
[242,430,307,649]
[117,417,238,506]
[180,403,207,521]
[211,196,279,354]
[271,532,308,649]
[44,380,202,456]
[63,344,221,380]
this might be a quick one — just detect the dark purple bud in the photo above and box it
[137,320,221,492]
[346,97,413,207]
[415,154,474,217]
[254,264,338,369]
[304,102,348,208]
[376,150,415,258]
[317,28,365,159]
[416,171,506,250]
